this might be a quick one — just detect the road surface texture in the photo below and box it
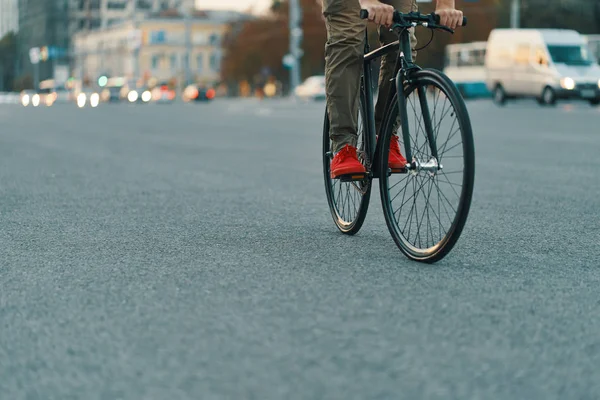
[1,98,600,399]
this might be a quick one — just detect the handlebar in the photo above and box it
[359,9,467,32]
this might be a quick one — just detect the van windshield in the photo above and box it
[547,45,592,66]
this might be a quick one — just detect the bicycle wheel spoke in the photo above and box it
[394,175,429,215]
[438,123,460,158]
[438,172,461,200]
[422,179,443,246]
[437,177,462,188]
[433,96,450,143]
[424,177,436,248]
[433,178,458,215]
[390,177,411,205]
[404,177,418,239]
[346,184,351,221]
[394,175,411,225]
[389,174,410,192]
[415,176,432,248]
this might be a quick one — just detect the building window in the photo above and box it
[209,33,220,46]
[209,52,220,72]
[150,30,166,44]
[107,1,127,9]
[170,54,177,69]
[136,0,152,9]
[152,54,160,69]
[196,53,203,72]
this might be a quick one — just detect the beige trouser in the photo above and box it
[323,0,418,153]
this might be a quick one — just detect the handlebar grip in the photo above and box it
[432,13,467,27]
[360,9,402,22]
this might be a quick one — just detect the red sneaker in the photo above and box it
[388,135,407,170]
[330,144,366,179]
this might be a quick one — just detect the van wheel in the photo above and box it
[493,85,506,106]
[540,87,556,106]
[590,99,600,106]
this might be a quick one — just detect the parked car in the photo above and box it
[101,84,125,103]
[76,90,100,108]
[151,82,176,103]
[182,84,216,102]
[295,75,326,101]
[485,28,600,106]
[20,90,37,107]
[126,85,152,104]
[52,87,72,104]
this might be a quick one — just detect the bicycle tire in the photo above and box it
[379,68,475,262]
[323,87,372,235]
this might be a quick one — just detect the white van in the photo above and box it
[485,29,600,106]
[584,34,600,64]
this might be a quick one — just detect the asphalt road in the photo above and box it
[1,98,600,399]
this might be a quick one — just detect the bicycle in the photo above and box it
[323,9,475,263]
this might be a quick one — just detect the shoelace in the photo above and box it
[390,136,401,153]
[336,146,355,162]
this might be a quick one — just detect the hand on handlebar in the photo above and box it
[359,9,467,32]
[434,6,464,30]
[359,0,394,27]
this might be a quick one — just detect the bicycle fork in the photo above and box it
[395,31,440,175]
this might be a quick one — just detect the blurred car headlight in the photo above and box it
[90,93,100,108]
[77,93,87,108]
[128,90,139,103]
[21,94,30,106]
[141,90,151,102]
[560,77,575,90]
[32,94,40,107]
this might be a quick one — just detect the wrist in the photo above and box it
[436,0,455,8]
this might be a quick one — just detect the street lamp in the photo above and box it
[288,0,302,95]
[511,0,520,28]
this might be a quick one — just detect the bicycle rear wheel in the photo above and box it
[323,86,372,235]
[379,69,475,262]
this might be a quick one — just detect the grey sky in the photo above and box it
[196,0,272,13]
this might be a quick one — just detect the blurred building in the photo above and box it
[16,0,195,85]
[0,0,18,37]
[72,10,250,87]
[68,0,195,30]
[16,0,70,84]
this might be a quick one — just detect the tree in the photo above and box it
[0,32,17,91]
[519,0,599,33]
[220,0,326,93]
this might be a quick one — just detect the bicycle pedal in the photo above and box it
[338,173,367,182]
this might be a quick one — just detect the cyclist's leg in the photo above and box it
[374,0,418,135]
[323,0,365,154]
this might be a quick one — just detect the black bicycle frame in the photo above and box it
[361,27,439,176]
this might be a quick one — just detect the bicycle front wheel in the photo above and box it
[323,88,372,235]
[379,69,475,263]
